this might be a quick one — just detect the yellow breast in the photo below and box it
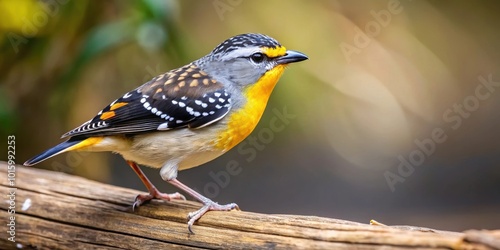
[215,64,286,151]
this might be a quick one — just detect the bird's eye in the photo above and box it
[250,53,265,64]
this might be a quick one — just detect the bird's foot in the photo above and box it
[133,187,185,210]
[187,199,239,234]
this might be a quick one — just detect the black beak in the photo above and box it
[276,50,308,64]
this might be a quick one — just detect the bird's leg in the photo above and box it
[167,178,239,233]
[126,161,185,209]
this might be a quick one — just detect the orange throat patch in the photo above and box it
[215,64,286,151]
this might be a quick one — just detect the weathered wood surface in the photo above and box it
[0,162,498,250]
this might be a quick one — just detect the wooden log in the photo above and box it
[0,162,498,249]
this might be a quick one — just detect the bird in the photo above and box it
[24,33,308,233]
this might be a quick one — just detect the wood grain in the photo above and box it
[0,162,498,249]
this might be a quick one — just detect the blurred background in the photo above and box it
[1,0,499,231]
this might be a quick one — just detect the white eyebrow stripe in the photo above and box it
[223,47,262,59]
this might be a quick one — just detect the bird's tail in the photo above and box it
[24,137,101,166]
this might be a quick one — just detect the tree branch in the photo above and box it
[0,162,498,249]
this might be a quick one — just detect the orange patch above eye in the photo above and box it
[100,111,115,120]
[110,102,128,110]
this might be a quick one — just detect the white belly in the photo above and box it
[117,127,225,170]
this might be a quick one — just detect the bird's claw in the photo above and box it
[187,201,239,234]
[132,191,186,211]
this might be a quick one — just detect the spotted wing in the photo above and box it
[62,63,232,138]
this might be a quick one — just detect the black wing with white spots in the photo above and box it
[62,63,232,138]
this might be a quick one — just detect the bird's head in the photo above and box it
[196,33,308,92]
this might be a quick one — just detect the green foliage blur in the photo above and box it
[1,0,499,231]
